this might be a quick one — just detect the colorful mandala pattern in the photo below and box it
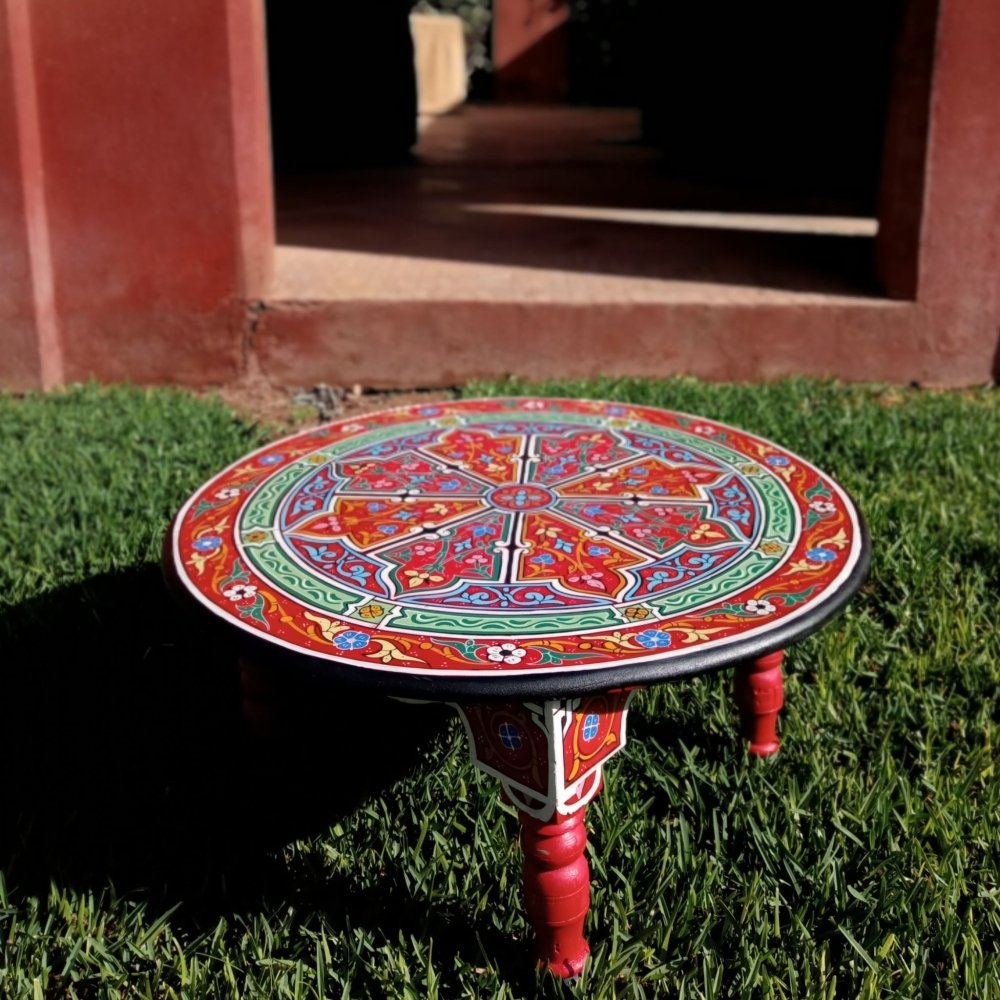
[171,398,864,679]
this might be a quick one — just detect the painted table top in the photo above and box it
[166,397,869,698]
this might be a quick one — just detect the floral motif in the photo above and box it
[635,629,672,649]
[690,521,727,542]
[404,569,445,588]
[809,500,836,514]
[223,583,257,602]
[806,548,837,563]
[744,598,776,616]
[258,454,284,466]
[624,606,650,621]
[308,515,343,533]
[215,487,240,500]
[192,535,222,552]
[485,643,526,664]
[534,524,563,539]
[333,630,370,651]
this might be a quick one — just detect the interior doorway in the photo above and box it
[264,1,902,312]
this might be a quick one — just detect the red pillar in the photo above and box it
[0,0,273,388]
[915,0,1000,350]
[0,0,61,389]
[493,0,569,102]
[876,0,1000,383]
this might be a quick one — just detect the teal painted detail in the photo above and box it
[643,551,776,617]
[244,542,357,614]
[240,465,307,530]
[393,607,622,637]
[237,592,269,628]
[755,476,798,541]
[219,557,250,589]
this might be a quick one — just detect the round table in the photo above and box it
[164,396,869,977]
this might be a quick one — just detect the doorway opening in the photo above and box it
[264,2,901,314]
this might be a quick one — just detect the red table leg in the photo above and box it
[520,808,591,978]
[734,650,785,756]
[455,690,635,977]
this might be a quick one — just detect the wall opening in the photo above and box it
[263,2,906,309]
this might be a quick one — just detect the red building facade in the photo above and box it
[1,0,998,391]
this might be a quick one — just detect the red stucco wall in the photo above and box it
[1,0,998,391]
[0,0,272,388]
[1,0,60,389]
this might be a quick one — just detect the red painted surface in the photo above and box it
[256,300,947,386]
[459,692,633,818]
[734,650,785,757]
[876,0,937,301]
[494,0,569,102]
[0,0,60,389]
[914,0,1000,370]
[0,0,272,387]
[520,808,591,978]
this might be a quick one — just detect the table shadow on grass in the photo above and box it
[0,564,454,926]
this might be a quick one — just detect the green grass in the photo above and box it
[1,378,998,999]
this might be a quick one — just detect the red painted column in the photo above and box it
[493,0,569,102]
[915,0,1000,355]
[520,808,590,978]
[0,0,274,389]
[877,0,1000,382]
[734,651,785,757]
[875,0,937,302]
[0,0,62,389]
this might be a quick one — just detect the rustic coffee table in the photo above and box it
[164,397,868,977]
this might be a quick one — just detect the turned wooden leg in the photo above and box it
[734,650,785,756]
[520,808,591,978]
[454,690,635,976]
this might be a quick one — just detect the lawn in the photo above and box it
[1,379,998,999]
